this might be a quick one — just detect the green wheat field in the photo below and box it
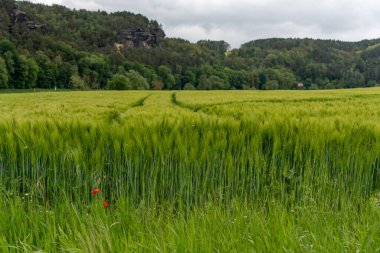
[1,88,380,252]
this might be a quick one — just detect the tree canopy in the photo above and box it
[0,1,379,90]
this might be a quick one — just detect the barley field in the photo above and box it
[0,89,380,252]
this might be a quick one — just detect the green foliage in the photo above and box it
[125,70,149,90]
[264,79,279,90]
[0,39,16,54]
[11,55,39,89]
[70,73,87,90]
[108,71,149,90]
[26,58,39,88]
[183,83,195,90]
[198,74,230,90]
[0,89,379,251]
[197,40,230,55]
[34,51,56,88]
[108,74,130,90]
[0,57,9,88]
[157,65,176,89]
[78,54,110,89]
[0,3,380,90]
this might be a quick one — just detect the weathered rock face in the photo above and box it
[118,26,165,49]
[8,3,47,34]
[25,21,47,32]
[10,3,27,24]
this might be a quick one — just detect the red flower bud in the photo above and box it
[91,188,100,194]
[103,201,109,207]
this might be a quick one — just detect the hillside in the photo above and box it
[0,0,379,90]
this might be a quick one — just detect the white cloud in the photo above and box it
[27,0,380,48]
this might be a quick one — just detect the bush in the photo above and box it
[125,70,149,90]
[108,71,149,90]
[183,83,195,90]
[264,80,279,90]
[108,74,130,90]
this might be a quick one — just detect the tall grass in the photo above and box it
[0,89,379,251]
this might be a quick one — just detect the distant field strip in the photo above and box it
[175,89,380,124]
[175,88,380,104]
[0,91,150,121]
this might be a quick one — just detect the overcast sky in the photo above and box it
[28,0,380,48]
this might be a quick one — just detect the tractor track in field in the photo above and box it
[130,95,151,108]
[172,92,380,110]
[171,93,201,112]
[104,95,151,123]
[171,92,243,121]
[171,92,380,122]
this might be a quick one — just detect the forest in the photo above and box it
[0,0,380,90]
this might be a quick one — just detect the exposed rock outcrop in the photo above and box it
[8,3,47,34]
[118,26,165,49]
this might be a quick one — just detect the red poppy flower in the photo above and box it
[103,201,109,207]
[91,188,100,194]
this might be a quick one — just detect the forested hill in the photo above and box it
[0,1,380,90]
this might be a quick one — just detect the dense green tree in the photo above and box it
[35,51,56,88]
[198,75,229,90]
[182,70,196,87]
[26,58,39,88]
[108,74,130,90]
[1,50,16,87]
[70,74,87,90]
[197,40,230,56]
[265,80,279,90]
[57,62,75,88]
[108,71,148,90]
[183,83,195,90]
[125,70,149,90]
[224,68,244,89]
[125,62,158,86]
[0,57,9,88]
[11,55,39,89]
[78,54,110,89]
[157,65,176,89]
[0,40,16,55]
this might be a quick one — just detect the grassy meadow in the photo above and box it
[0,88,380,252]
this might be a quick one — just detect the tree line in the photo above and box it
[0,1,379,90]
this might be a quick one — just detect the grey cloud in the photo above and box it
[29,0,380,48]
